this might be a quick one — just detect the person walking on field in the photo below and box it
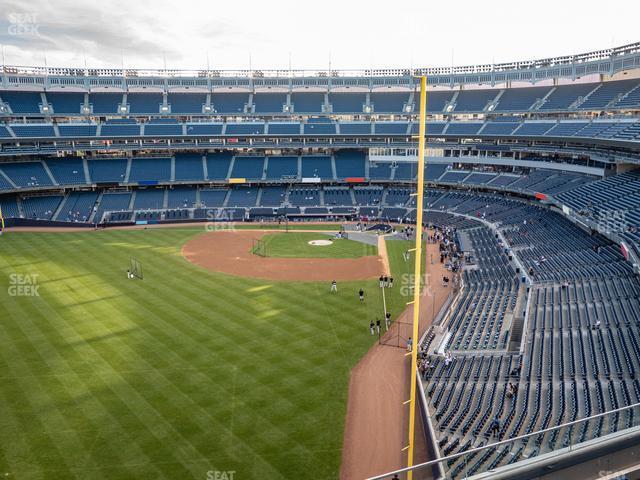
[385,312,391,330]
[369,321,375,335]
[376,319,381,335]
[359,288,364,302]
[389,277,394,288]
[379,275,384,288]
[330,280,337,293]
[407,337,413,352]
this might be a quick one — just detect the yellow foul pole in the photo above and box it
[407,75,427,480]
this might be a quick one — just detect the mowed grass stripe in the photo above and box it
[0,229,400,479]
[1,252,179,479]
[39,237,246,478]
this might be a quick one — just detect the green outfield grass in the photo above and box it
[256,232,377,259]
[0,229,414,480]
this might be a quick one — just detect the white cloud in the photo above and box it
[0,0,637,70]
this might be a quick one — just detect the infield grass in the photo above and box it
[0,228,413,480]
[256,232,377,259]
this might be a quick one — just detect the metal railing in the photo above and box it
[1,42,639,80]
[367,401,640,480]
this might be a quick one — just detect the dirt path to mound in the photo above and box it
[340,240,450,480]
[182,230,388,281]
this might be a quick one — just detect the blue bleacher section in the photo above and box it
[375,122,408,135]
[514,122,554,136]
[100,122,141,136]
[58,191,98,222]
[253,93,287,113]
[482,122,520,135]
[127,93,163,114]
[265,156,298,179]
[128,157,171,183]
[301,156,333,179]
[58,124,98,136]
[0,162,52,187]
[185,123,223,135]
[95,192,131,222]
[212,93,249,114]
[88,159,127,183]
[268,123,300,135]
[200,189,228,207]
[45,157,86,185]
[174,153,204,181]
[369,162,393,180]
[303,122,336,135]
[0,195,19,217]
[46,92,84,115]
[539,83,596,110]
[495,86,551,112]
[167,93,206,114]
[329,93,366,113]
[290,92,324,113]
[10,124,56,137]
[447,123,483,135]
[370,91,410,113]
[230,156,265,180]
[323,187,353,206]
[427,91,455,113]
[454,89,497,112]
[22,195,63,220]
[206,152,233,180]
[288,187,320,206]
[134,189,165,209]
[334,151,365,178]
[89,92,123,114]
[167,187,197,208]
[225,123,265,135]
[227,186,258,207]
[1,91,42,113]
[340,122,372,135]
[579,80,638,110]
[144,123,183,136]
[260,186,286,206]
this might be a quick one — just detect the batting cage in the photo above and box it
[252,238,266,257]
[130,257,143,279]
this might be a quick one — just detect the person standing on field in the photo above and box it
[359,288,364,302]
[330,280,337,293]
[369,321,375,335]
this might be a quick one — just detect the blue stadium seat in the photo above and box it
[167,93,207,114]
[212,92,249,114]
[290,92,324,113]
[253,93,287,113]
[174,153,204,181]
[128,157,172,183]
[45,157,86,185]
[45,92,85,115]
[206,152,233,180]
[88,159,128,183]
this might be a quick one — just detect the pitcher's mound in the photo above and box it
[308,239,333,246]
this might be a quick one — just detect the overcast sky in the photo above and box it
[0,0,638,71]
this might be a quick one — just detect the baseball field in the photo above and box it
[0,225,415,480]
